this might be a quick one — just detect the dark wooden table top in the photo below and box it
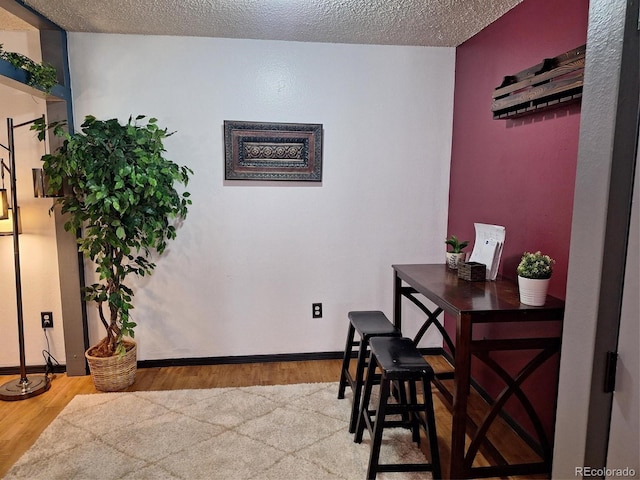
[393,264,565,322]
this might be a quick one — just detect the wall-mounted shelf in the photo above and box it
[0,58,69,102]
[492,45,585,120]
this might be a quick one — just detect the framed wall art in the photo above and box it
[224,121,323,182]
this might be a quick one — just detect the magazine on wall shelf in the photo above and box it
[468,223,506,280]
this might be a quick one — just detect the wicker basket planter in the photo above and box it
[85,340,137,392]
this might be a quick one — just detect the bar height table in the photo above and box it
[392,264,565,479]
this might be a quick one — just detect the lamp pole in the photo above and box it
[0,117,50,401]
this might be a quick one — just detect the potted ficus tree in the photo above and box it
[33,115,192,391]
[516,251,555,306]
[445,234,470,269]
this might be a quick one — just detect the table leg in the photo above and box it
[393,271,402,330]
[450,312,472,479]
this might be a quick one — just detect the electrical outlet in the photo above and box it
[41,312,53,329]
[312,303,323,318]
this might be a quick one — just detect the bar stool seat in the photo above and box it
[355,336,441,480]
[337,311,401,433]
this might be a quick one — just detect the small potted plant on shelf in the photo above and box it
[516,251,555,306]
[0,43,58,94]
[445,234,470,269]
[34,115,192,391]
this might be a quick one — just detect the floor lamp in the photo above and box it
[0,116,50,401]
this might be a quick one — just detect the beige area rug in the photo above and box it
[5,382,434,480]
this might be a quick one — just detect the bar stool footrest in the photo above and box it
[376,464,436,473]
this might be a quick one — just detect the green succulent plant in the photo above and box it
[445,235,470,253]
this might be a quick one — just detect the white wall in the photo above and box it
[0,31,66,368]
[68,33,455,360]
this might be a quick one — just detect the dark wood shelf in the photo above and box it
[492,45,585,120]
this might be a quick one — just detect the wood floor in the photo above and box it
[0,358,547,479]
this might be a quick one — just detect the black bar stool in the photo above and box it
[338,310,401,433]
[355,336,441,480]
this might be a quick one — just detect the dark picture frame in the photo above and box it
[224,121,323,182]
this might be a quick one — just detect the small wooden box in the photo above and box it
[458,262,486,282]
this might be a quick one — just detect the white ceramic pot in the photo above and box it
[446,252,467,269]
[518,276,550,306]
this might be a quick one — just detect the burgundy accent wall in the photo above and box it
[446,0,589,442]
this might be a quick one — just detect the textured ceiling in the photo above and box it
[19,0,523,47]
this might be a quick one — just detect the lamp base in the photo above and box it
[0,375,50,401]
